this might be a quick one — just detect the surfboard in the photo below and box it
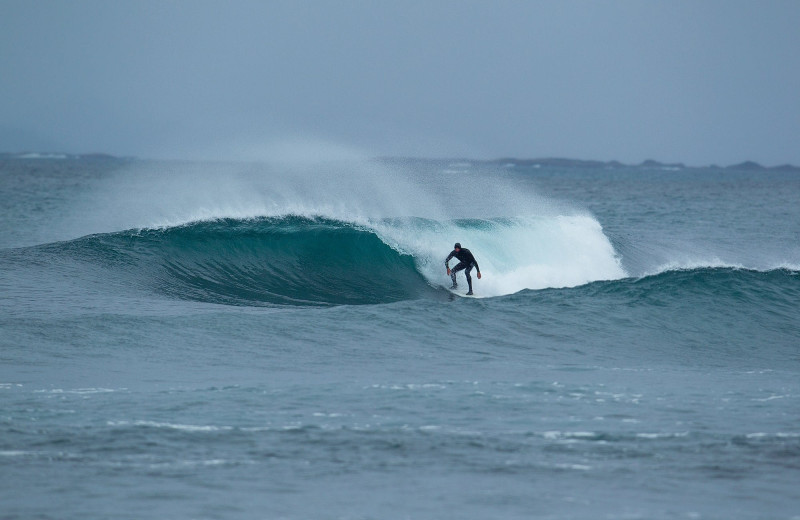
[446,286,477,297]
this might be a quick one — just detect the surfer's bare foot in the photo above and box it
[466,291,473,295]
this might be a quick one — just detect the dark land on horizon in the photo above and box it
[1,151,798,172]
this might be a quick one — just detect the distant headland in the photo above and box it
[386,156,800,172]
[2,151,798,172]
[0,152,128,161]
[491,157,800,172]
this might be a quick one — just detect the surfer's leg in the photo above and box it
[451,262,466,288]
[465,265,473,294]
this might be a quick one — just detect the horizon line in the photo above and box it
[1,151,798,171]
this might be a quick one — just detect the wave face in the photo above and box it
[573,266,800,307]
[14,212,628,306]
[42,217,438,306]
[4,156,632,305]
[8,213,797,310]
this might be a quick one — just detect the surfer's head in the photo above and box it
[454,242,461,250]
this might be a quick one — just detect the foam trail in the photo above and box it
[372,216,626,297]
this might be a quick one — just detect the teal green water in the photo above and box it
[1,158,799,519]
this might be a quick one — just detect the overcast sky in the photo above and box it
[2,1,799,165]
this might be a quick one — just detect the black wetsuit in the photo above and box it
[445,248,480,292]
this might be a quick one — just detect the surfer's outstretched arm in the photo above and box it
[445,250,455,274]
[465,252,480,279]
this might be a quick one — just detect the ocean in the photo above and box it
[1,156,798,519]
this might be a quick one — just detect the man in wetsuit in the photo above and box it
[445,242,481,295]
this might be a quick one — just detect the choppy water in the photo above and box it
[1,157,799,519]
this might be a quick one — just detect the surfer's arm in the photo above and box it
[466,252,479,273]
[444,251,455,269]
[471,259,481,277]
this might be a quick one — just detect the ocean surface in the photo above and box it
[1,156,799,519]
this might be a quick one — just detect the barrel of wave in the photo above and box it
[375,215,627,298]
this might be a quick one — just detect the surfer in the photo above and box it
[445,243,481,295]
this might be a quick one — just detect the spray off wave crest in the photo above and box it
[48,155,625,304]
